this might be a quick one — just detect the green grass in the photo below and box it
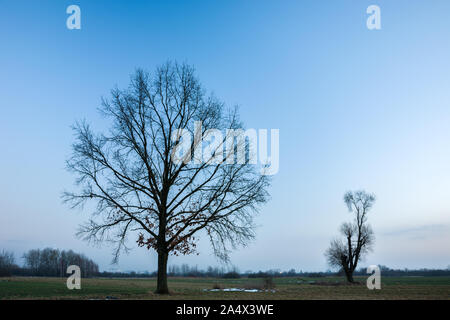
[0,276,449,300]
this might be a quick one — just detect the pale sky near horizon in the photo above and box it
[1,0,450,272]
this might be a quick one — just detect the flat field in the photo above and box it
[0,276,449,300]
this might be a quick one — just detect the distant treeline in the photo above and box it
[2,249,450,278]
[247,267,450,278]
[163,265,450,278]
[353,265,450,277]
[0,251,17,277]
[169,264,236,278]
[97,265,237,278]
[0,248,99,277]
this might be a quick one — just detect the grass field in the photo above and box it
[1,276,449,300]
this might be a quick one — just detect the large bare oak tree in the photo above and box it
[325,190,375,283]
[63,62,270,293]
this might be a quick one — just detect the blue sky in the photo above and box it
[1,0,449,272]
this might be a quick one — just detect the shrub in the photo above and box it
[212,283,222,289]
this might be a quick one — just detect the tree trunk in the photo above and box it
[156,250,169,294]
[345,270,354,283]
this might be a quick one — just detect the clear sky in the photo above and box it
[1,0,449,272]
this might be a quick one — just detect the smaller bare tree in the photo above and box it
[325,190,375,283]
